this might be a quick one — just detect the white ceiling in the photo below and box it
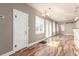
[28,3,79,22]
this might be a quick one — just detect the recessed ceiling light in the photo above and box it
[74,10,77,12]
[75,6,79,9]
[48,8,51,10]
[74,6,79,12]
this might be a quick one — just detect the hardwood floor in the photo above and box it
[11,35,79,56]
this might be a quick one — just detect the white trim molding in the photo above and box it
[1,51,15,56]
[63,34,73,36]
[28,38,46,47]
[1,38,47,56]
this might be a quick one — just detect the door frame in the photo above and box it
[13,9,29,52]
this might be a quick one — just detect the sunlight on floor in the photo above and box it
[46,36,61,47]
[47,41,60,47]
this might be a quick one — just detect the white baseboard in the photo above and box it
[28,38,46,47]
[63,34,73,36]
[1,38,46,56]
[1,37,50,56]
[1,50,15,56]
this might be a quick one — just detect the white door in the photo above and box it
[13,9,28,52]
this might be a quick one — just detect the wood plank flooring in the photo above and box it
[11,35,79,56]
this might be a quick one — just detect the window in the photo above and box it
[49,21,52,36]
[57,24,59,32]
[53,21,56,34]
[35,16,44,34]
[60,25,64,31]
[45,20,52,37]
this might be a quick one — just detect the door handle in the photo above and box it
[15,44,17,48]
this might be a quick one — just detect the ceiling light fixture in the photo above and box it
[42,8,51,18]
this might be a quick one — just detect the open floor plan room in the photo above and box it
[1,3,79,56]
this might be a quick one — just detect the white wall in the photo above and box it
[64,23,75,35]
[59,23,75,35]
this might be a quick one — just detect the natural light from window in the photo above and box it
[53,21,56,35]
[35,16,44,34]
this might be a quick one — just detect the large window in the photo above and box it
[60,24,64,31]
[35,16,44,34]
[45,20,52,37]
[53,21,56,35]
[49,21,52,36]
[57,24,59,32]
